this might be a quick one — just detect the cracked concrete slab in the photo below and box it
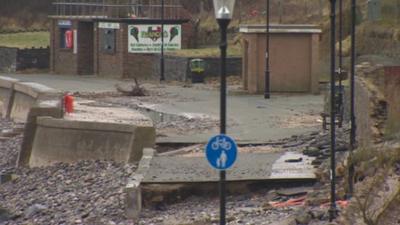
[143,152,316,183]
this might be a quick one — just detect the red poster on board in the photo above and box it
[65,30,73,49]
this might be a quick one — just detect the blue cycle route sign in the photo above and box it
[206,134,238,170]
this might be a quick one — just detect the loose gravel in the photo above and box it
[0,115,349,225]
[1,119,138,225]
[0,119,23,174]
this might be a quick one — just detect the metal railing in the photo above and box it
[51,0,186,20]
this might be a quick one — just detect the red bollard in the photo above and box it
[64,94,74,114]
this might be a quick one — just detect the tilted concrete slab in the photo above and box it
[10,82,62,122]
[142,152,316,184]
[17,104,64,167]
[29,117,156,167]
[0,76,19,118]
[13,82,59,99]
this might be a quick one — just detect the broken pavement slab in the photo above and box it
[143,152,316,183]
[125,148,155,220]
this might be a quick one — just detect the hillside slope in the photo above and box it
[0,0,52,32]
[0,0,328,32]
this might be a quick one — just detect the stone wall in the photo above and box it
[0,47,50,72]
[17,47,50,70]
[0,47,18,72]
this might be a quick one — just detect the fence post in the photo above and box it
[278,0,283,23]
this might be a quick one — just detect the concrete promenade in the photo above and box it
[3,73,323,144]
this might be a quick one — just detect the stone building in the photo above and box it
[49,0,192,78]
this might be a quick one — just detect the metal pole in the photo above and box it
[339,0,343,85]
[217,18,230,225]
[160,0,165,81]
[329,0,338,221]
[348,0,357,198]
[337,0,344,128]
[264,0,271,99]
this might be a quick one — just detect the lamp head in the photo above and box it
[213,0,236,19]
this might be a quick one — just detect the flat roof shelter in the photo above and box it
[240,24,322,94]
[49,0,191,78]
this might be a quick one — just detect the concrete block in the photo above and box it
[125,178,142,220]
[129,128,156,162]
[0,76,19,118]
[9,82,62,122]
[17,106,63,167]
[13,82,59,99]
[124,149,155,219]
[136,148,155,174]
[28,117,156,167]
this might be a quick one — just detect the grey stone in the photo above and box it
[310,209,326,220]
[303,147,321,157]
[0,207,13,222]
[0,173,13,184]
[295,210,312,225]
[24,204,48,217]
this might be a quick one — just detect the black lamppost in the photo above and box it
[329,0,338,221]
[348,0,357,198]
[337,0,344,128]
[160,0,165,81]
[264,0,270,99]
[213,0,235,224]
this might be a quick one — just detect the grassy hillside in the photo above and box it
[0,32,49,48]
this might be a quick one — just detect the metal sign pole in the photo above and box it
[264,0,271,99]
[329,0,338,221]
[218,18,229,225]
[348,0,357,198]
[160,0,165,81]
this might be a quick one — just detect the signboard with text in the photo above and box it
[99,22,120,29]
[128,24,181,53]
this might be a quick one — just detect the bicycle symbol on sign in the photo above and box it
[206,134,237,170]
[211,137,232,151]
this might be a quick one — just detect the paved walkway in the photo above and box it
[2,73,324,144]
[3,73,320,183]
[143,152,316,183]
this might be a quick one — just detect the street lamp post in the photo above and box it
[213,0,235,224]
[264,0,271,99]
[160,0,165,81]
[337,0,344,128]
[348,0,357,198]
[329,0,338,221]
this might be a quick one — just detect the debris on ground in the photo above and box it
[269,196,307,208]
[115,78,148,96]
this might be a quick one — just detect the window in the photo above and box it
[101,29,116,54]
